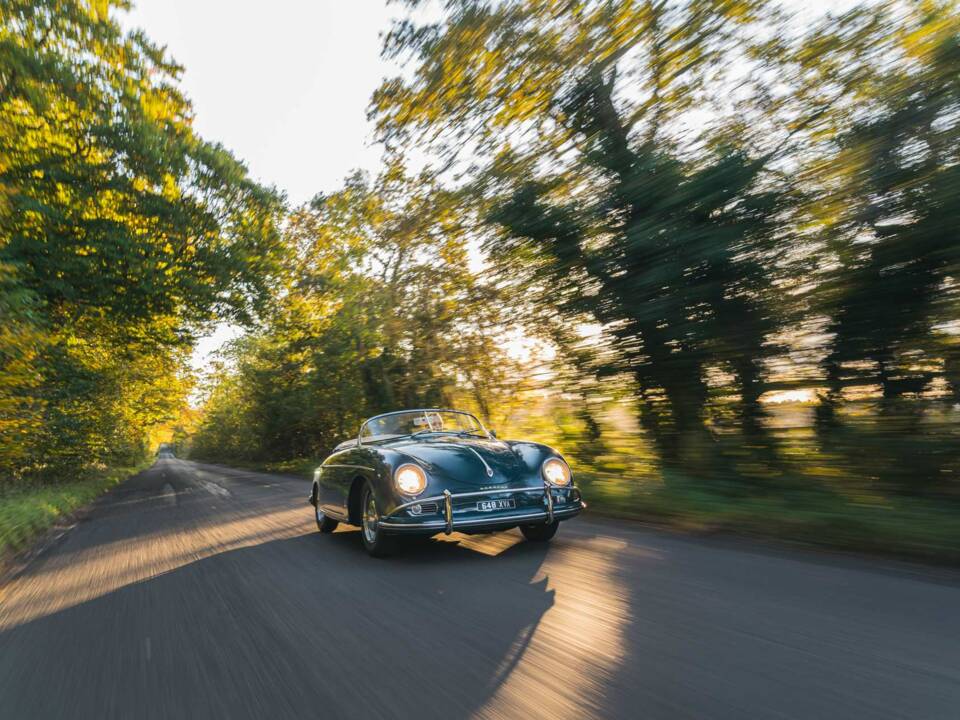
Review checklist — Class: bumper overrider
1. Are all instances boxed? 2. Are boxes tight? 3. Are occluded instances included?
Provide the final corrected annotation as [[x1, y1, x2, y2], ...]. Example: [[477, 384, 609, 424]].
[[379, 483, 584, 535]]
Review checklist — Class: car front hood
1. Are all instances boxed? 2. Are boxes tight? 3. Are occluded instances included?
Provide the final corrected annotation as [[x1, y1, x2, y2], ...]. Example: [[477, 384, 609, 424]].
[[390, 436, 529, 485]]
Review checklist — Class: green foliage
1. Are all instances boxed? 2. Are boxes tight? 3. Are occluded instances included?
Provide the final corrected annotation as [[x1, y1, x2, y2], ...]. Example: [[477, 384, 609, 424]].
[[191, 166, 522, 463], [374, 0, 805, 464], [0, 1, 284, 482], [487, 143, 783, 461], [812, 5, 960, 413], [370, 0, 960, 468], [1, 0, 284, 331]]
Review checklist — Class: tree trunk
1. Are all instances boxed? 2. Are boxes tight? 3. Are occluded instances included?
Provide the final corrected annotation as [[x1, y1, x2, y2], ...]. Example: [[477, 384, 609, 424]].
[[734, 356, 765, 436], [816, 354, 843, 429]]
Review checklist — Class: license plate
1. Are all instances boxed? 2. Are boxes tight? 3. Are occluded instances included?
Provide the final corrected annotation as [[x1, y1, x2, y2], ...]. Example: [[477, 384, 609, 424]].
[[476, 498, 516, 512]]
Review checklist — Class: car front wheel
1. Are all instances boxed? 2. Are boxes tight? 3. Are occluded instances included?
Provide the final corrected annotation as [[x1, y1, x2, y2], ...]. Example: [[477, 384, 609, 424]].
[[360, 482, 396, 557], [313, 484, 339, 533], [520, 520, 559, 542]]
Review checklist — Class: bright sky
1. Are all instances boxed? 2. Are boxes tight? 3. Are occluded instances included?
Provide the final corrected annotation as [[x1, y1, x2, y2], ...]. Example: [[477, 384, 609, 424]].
[[122, 0, 398, 371], [125, 0, 395, 204], [122, 0, 852, 375]]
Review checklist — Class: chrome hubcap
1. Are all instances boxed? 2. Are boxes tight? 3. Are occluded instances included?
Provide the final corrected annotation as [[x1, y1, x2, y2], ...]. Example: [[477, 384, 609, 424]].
[[362, 493, 379, 543]]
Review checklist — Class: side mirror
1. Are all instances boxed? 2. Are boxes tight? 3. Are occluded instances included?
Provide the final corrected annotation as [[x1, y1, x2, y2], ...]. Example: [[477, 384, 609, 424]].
[[488, 429, 498, 439]]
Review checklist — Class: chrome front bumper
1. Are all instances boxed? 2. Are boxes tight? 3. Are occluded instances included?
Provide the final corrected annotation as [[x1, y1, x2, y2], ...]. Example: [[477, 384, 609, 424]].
[[378, 483, 584, 535]]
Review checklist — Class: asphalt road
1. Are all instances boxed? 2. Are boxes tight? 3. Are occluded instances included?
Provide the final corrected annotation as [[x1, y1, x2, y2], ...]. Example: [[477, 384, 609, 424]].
[[2, 458, 959, 719]]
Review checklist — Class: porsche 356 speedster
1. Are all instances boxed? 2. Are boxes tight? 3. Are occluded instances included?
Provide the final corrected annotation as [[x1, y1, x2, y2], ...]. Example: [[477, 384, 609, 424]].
[[308, 409, 584, 556]]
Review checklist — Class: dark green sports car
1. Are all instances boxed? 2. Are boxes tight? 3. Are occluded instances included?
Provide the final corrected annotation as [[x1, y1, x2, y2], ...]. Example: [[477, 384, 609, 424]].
[[308, 409, 585, 556]]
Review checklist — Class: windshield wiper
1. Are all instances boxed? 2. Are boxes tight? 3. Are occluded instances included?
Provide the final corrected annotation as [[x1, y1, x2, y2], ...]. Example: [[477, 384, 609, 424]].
[[410, 429, 484, 438]]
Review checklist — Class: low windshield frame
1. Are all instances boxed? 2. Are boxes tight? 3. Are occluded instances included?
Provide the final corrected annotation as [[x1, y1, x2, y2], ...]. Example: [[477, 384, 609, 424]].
[[358, 409, 488, 445]]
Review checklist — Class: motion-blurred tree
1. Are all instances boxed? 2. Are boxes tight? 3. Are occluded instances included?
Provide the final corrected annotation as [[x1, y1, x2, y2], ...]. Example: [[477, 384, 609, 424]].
[[372, 0, 809, 463], [809, 5, 960, 419]]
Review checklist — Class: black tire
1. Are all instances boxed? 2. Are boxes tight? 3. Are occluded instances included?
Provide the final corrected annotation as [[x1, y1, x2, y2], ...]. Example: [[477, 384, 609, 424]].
[[520, 520, 559, 542], [360, 482, 396, 557], [313, 484, 339, 533]]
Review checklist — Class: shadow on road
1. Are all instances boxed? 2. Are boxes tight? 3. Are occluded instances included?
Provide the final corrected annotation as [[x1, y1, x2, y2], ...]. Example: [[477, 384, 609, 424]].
[[0, 529, 556, 719]]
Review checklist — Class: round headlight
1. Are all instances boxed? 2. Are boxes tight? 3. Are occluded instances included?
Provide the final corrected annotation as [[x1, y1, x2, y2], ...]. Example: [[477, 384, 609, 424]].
[[542, 457, 571, 486], [394, 463, 427, 495]]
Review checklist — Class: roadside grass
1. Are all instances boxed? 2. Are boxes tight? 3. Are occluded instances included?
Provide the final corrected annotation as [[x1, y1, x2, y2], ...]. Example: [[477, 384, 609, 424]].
[[259, 458, 318, 479], [0, 463, 148, 558], [576, 470, 960, 564]]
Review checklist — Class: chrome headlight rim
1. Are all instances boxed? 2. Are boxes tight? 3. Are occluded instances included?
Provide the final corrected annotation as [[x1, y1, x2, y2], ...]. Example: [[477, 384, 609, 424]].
[[394, 462, 428, 496], [541, 456, 572, 487]]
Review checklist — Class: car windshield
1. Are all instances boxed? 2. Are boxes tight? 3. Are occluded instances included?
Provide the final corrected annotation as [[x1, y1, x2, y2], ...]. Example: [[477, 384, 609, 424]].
[[360, 410, 484, 442]]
